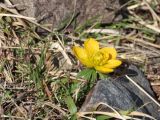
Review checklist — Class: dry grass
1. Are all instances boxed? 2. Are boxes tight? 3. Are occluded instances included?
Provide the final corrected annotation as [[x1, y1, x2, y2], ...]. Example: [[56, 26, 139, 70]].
[[0, 0, 160, 119]]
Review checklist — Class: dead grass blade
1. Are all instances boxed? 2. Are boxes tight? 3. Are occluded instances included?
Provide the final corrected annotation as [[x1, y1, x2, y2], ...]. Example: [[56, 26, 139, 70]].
[[129, 111, 156, 120], [125, 75, 160, 108], [95, 102, 126, 120], [43, 102, 66, 116], [0, 13, 36, 20]]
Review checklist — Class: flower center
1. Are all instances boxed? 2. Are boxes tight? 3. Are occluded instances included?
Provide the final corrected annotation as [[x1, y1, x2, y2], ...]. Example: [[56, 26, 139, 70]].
[[92, 51, 109, 66]]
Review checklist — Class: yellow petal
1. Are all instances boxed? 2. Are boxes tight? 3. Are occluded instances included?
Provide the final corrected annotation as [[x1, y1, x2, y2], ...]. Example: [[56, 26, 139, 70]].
[[100, 47, 117, 59], [84, 38, 99, 56], [95, 66, 114, 73], [72, 46, 94, 67], [103, 59, 122, 69]]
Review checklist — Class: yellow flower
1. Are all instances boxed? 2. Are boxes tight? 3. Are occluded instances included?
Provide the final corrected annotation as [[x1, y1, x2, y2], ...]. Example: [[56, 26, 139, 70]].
[[72, 38, 122, 73]]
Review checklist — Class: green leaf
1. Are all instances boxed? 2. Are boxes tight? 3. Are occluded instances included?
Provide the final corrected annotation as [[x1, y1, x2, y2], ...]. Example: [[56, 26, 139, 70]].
[[96, 115, 112, 120], [77, 68, 99, 84], [70, 114, 77, 120], [91, 69, 97, 82], [64, 96, 77, 115], [77, 68, 95, 80], [77, 68, 91, 77], [98, 72, 108, 80], [70, 82, 80, 94]]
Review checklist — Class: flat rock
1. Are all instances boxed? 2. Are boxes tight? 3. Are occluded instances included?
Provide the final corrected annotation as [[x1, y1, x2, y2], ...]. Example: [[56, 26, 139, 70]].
[[9, 0, 127, 29], [80, 65, 160, 119]]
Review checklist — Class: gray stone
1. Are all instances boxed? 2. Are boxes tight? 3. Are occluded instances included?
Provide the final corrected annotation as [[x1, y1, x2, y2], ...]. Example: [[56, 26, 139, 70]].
[[80, 65, 160, 119], [10, 0, 127, 29]]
